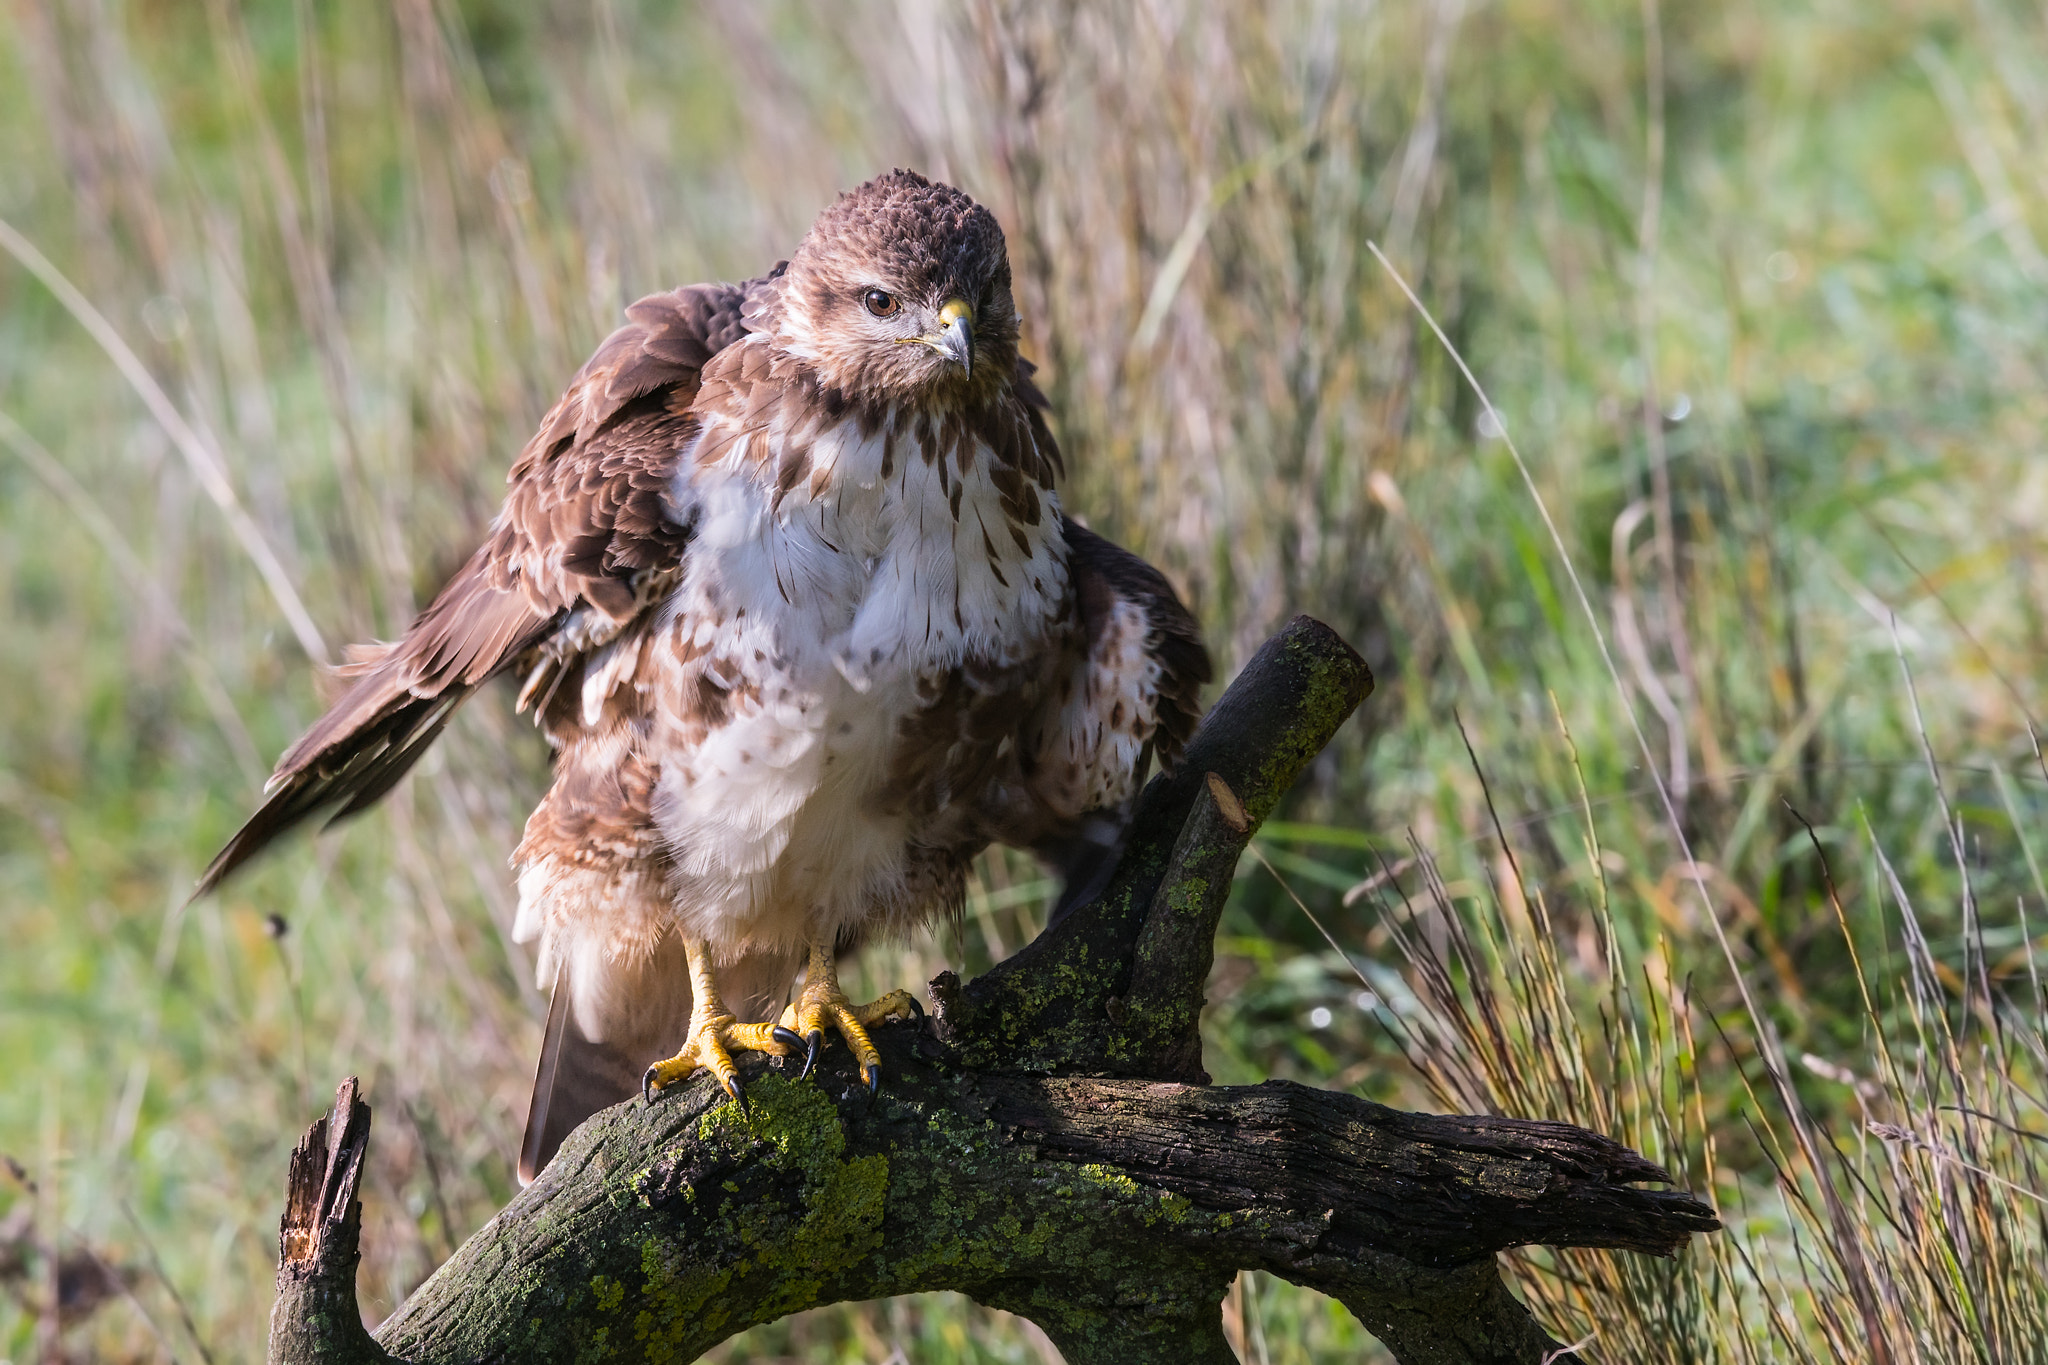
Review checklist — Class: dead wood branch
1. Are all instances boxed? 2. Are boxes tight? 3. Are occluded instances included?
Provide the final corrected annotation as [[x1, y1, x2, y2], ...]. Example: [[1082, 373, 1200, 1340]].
[[267, 618, 1719, 1365]]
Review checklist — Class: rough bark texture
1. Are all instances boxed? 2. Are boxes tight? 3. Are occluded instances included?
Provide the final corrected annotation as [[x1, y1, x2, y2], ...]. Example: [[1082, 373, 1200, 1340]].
[[270, 1078, 397, 1365], [267, 616, 1720, 1365]]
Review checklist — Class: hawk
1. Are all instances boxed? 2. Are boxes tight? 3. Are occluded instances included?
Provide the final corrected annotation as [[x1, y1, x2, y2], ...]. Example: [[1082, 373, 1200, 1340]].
[[199, 171, 1209, 1180]]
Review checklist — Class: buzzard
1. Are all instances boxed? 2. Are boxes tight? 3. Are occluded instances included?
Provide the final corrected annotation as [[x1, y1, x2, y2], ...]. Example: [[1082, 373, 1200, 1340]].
[[198, 171, 1209, 1180]]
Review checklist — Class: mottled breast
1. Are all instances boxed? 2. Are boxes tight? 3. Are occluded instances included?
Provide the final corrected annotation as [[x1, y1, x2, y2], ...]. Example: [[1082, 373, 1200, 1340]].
[[641, 334, 1070, 950]]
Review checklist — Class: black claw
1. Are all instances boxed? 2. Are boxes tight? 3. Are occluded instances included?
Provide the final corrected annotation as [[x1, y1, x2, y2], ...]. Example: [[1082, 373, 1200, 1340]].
[[904, 994, 925, 1024], [801, 1030, 822, 1081], [865, 1060, 882, 1097], [771, 1025, 805, 1058], [641, 1065, 662, 1107], [722, 1073, 749, 1114]]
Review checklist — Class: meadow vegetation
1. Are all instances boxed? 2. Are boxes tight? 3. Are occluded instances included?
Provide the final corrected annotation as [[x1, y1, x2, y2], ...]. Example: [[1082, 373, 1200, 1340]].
[[1, 1, 2044, 1360]]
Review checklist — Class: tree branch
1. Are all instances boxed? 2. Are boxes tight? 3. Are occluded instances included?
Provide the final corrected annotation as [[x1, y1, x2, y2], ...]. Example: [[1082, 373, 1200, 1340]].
[[269, 1078, 395, 1365], [935, 615, 1376, 1074], [266, 617, 1720, 1365]]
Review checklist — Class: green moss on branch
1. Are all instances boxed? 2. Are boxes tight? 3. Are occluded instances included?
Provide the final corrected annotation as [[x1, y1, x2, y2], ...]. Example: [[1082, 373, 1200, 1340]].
[[269, 619, 1710, 1365]]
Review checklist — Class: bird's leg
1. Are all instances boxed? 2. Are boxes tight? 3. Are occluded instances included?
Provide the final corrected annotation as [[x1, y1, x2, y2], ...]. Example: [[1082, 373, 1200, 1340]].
[[780, 937, 923, 1091], [641, 936, 794, 1109]]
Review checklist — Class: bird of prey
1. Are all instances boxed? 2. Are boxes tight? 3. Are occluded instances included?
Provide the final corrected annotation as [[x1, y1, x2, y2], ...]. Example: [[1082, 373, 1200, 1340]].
[[198, 170, 1209, 1180]]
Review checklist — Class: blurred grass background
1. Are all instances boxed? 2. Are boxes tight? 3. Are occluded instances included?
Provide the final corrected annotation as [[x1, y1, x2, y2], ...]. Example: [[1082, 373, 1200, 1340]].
[[1, 0, 2045, 1360]]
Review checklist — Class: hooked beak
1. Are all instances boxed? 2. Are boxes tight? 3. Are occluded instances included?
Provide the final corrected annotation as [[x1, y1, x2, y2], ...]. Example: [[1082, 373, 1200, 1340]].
[[933, 298, 974, 376]]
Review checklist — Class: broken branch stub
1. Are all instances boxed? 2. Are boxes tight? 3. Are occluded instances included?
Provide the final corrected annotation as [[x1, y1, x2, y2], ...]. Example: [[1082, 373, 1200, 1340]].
[[265, 617, 1719, 1365], [270, 1078, 394, 1365]]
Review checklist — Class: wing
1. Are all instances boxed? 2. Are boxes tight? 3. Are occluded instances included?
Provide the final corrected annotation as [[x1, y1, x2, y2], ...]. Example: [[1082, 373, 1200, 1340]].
[[1028, 517, 1211, 918], [194, 275, 781, 895]]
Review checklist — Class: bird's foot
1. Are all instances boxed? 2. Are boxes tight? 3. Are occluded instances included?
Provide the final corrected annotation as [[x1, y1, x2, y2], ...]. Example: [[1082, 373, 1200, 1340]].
[[780, 986, 924, 1091], [641, 1014, 794, 1109]]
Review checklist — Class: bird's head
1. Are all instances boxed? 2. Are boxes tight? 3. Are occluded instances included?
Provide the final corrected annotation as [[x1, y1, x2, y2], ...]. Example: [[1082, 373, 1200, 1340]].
[[767, 170, 1020, 408]]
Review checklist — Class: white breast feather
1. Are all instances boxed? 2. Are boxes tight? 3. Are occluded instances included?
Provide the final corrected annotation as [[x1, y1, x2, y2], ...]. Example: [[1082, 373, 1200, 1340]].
[[649, 399, 1067, 959]]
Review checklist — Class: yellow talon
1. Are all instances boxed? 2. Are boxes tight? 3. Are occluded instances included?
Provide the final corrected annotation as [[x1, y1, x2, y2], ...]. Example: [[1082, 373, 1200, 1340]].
[[783, 942, 922, 1086], [641, 939, 794, 1107]]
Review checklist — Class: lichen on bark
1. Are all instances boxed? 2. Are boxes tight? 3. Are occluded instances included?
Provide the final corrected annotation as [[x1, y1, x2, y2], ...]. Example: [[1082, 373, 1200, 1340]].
[[269, 618, 1718, 1365]]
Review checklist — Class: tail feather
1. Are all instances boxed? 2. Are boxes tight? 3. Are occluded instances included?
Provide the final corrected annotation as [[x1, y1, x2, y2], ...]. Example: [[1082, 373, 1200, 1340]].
[[517, 939, 800, 1183], [519, 955, 670, 1185]]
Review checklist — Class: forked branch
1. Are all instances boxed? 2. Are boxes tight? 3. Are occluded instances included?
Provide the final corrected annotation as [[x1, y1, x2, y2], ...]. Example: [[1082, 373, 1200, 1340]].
[[267, 618, 1719, 1365]]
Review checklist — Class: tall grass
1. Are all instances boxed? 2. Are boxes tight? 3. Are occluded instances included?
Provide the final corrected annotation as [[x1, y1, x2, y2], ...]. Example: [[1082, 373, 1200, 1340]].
[[1346, 769, 2048, 1360], [2, 1, 2045, 1360]]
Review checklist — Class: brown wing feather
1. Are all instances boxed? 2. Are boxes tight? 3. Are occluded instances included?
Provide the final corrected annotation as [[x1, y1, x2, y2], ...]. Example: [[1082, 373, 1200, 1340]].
[[1037, 517, 1211, 920], [195, 277, 778, 896], [1064, 519, 1208, 768]]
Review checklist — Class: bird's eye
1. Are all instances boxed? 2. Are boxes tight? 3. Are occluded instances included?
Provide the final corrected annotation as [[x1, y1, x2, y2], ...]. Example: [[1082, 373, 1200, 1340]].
[[863, 289, 899, 318]]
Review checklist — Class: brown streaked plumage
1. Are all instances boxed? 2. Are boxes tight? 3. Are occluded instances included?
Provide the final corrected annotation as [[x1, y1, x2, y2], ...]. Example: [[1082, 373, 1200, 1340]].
[[199, 170, 1209, 1182]]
